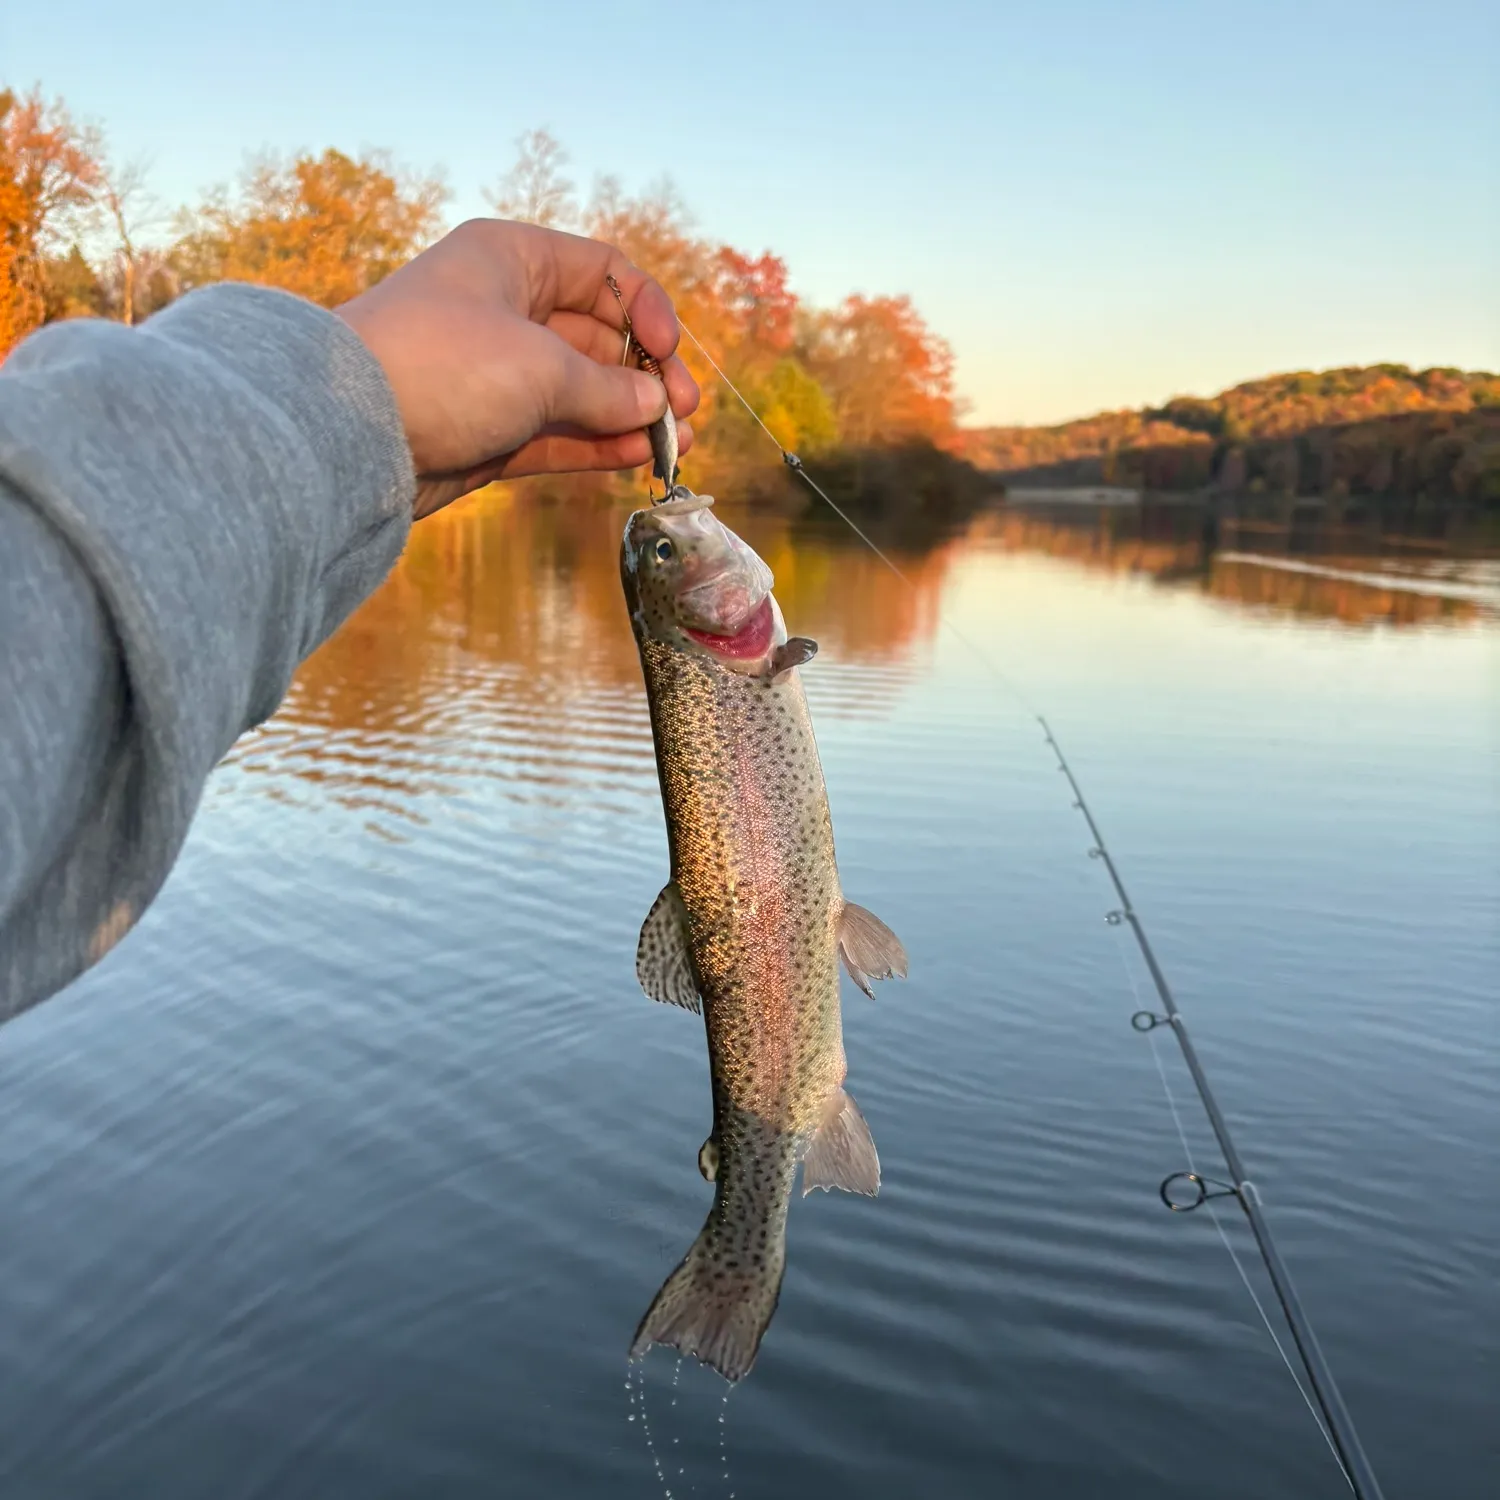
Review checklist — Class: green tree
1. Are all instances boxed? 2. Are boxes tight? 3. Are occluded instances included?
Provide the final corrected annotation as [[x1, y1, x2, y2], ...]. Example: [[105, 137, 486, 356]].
[[40, 243, 104, 320], [754, 357, 837, 454]]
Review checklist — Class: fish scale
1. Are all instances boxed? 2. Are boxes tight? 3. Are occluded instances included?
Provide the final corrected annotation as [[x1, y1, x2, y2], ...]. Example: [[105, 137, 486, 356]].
[[641, 636, 845, 1129], [621, 496, 907, 1382]]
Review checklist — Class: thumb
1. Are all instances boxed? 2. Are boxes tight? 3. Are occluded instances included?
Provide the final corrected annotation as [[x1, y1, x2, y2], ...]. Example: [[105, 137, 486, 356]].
[[547, 345, 668, 436]]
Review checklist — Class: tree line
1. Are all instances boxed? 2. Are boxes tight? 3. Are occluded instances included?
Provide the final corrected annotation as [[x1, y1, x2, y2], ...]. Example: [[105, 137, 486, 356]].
[[961, 364, 1500, 507], [13, 85, 1486, 513], [1, 92, 961, 493]]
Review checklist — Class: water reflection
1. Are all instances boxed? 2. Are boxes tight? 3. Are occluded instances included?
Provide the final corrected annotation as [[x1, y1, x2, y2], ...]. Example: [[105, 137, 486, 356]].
[[228, 485, 1495, 822], [6, 479, 1495, 1500], [978, 500, 1496, 626], [228, 489, 964, 814]]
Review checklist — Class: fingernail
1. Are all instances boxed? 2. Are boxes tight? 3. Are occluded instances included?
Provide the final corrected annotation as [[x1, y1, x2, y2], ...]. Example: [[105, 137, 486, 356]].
[[633, 370, 667, 421]]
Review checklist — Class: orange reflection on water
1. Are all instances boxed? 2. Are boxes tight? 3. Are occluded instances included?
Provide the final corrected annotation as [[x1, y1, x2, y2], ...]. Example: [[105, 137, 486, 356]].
[[1204, 558, 1482, 626], [974, 509, 1202, 578], [287, 488, 957, 728], [226, 488, 961, 811], [228, 491, 1488, 820]]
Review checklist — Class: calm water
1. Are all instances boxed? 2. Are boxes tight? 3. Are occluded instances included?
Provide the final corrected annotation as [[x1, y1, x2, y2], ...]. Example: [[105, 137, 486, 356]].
[[0, 493, 1495, 1499]]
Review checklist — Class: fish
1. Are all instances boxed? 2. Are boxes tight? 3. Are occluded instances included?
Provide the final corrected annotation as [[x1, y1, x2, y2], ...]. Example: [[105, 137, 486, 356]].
[[621, 490, 908, 1382]]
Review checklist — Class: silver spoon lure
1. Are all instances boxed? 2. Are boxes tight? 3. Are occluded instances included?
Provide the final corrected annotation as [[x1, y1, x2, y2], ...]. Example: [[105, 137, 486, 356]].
[[606, 274, 688, 505]]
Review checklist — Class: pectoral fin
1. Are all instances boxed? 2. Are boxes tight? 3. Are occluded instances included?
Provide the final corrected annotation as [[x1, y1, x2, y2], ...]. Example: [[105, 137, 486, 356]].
[[802, 1088, 880, 1196], [838, 901, 908, 999], [770, 637, 818, 679], [636, 883, 701, 1013]]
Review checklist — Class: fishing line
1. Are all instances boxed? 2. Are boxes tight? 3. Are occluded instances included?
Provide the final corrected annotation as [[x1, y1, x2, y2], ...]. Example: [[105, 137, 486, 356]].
[[674, 319, 1386, 1500], [678, 325, 1044, 721]]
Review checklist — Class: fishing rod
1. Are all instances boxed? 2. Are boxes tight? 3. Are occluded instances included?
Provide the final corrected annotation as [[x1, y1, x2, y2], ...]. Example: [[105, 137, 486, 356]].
[[673, 322, 1386, 1500], [1041, 728, 1381, 1499]]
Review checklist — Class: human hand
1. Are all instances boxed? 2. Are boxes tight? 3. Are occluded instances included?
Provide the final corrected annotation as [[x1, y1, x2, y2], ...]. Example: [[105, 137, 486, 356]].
[[336, 219, 699, 519]]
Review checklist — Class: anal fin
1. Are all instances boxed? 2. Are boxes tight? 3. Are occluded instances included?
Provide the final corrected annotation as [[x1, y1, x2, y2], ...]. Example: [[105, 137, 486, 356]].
[[636, 883, 701, 1013], [838, 901, 908, 999], [802, 1088, 880, 1196]]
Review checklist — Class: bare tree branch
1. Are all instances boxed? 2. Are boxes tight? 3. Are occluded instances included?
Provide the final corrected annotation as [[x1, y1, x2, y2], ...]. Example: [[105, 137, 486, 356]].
[[94, 155, 162, 324], [486, 129, 576, 229]]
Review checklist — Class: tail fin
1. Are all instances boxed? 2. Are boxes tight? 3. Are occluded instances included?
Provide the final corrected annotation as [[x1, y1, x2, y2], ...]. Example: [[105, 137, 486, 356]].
[[629, 1219, 786, 1383]]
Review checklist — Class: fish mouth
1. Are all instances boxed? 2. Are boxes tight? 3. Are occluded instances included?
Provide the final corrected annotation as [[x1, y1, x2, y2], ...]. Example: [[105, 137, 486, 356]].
[[683, 596, 776, 660]]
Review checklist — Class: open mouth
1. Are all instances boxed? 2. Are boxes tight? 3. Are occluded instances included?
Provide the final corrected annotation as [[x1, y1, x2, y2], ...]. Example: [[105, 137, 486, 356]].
[[682, 596, 776, 660]]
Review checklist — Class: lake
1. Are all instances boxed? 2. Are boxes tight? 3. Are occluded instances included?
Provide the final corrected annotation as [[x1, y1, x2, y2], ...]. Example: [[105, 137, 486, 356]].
[[0, 489, 1494, 1499]]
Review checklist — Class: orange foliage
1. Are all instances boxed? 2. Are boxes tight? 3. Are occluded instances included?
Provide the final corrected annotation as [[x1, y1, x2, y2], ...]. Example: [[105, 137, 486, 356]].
[[272, 490, 954, 745], [803, 294, 959, 447], [172, 148, 448, 308], [577, 180, 957, 467], [3, 91, 962, 481], [0, 88, 102, 356], [0, 175, 28, 353], [707, 248, 797, 359]]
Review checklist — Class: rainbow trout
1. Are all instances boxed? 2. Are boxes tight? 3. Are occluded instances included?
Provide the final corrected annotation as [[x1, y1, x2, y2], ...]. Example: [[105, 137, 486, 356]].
[[622, 491, 907, 1382]]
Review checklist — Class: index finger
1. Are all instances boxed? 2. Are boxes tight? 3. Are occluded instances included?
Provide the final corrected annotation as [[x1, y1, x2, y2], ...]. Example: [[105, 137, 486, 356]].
[[538, 227, 682, 364]]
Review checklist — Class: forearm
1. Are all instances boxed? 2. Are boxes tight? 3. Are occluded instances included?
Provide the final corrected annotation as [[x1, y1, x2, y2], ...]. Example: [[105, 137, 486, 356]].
[[0, 285, 414, 1015]]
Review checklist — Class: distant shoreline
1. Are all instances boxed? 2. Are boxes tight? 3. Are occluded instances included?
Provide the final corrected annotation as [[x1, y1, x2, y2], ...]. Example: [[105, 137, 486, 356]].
[[1000, 485, 1139, 507]]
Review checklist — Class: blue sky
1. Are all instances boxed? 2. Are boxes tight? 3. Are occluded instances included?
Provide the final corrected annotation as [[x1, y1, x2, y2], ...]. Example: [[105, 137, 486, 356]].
[[4, 0, 1494, 424]]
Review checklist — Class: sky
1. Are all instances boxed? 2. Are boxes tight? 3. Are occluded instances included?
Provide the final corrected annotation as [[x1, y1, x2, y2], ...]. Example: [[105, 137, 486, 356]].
[[4, 0, 1495, 425]]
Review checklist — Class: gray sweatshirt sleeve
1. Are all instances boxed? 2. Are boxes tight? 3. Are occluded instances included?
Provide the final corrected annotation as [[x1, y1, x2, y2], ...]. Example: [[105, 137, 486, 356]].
[[0, 284, 415, 1017]]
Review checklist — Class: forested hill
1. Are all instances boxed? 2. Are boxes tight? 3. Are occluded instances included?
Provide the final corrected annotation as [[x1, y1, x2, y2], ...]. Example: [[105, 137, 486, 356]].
[[958, 366, 1500, 503]]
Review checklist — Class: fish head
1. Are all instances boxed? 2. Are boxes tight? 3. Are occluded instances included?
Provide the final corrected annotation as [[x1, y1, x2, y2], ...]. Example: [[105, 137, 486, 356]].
[[622, 494, 783, 668]]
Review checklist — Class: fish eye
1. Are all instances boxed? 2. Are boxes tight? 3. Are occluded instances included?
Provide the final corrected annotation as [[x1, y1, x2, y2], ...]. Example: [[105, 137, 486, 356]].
[[653, 538, 674, 563]]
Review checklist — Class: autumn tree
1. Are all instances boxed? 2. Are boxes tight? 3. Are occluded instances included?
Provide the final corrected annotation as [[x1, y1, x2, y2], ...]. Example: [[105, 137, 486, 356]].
[[573, 163, 961, 473], [802, 294, 958, 446], [581, 176, 742, 444], [751, 357, 837, 453], [0, 87, 102, 355], [700, 250, 845, 455], [0, 171, 28, 350], [40, 244, 104, 321], [584, 176, 705, 313], [173, 148, 448, 307], [706, 248, 797, 362], [486, 128, 576, 228]]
